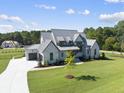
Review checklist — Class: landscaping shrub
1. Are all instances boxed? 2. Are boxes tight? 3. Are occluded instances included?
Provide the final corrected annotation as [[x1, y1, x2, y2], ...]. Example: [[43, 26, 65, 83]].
[[38, 61, 42, 67], [0, 46, 3, 49], [44, 60, 48, 66], [102, 52, 105, 58]]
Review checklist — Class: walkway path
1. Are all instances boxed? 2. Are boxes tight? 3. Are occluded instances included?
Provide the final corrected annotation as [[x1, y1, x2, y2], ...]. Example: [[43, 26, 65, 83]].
[[0, 57, 37, 93], [31, 62, 84, 71]]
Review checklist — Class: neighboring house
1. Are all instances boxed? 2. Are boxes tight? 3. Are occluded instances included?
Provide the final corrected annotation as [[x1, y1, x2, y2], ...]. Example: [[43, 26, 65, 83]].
[[1, 40, 20, 48], [25, 29, 100, 65]]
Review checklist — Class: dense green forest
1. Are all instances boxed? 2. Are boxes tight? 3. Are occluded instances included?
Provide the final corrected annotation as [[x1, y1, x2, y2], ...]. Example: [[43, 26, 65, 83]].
[[0, 21, 124, 52], [0, 31, 41, 46], [84, 21, 124, 52]]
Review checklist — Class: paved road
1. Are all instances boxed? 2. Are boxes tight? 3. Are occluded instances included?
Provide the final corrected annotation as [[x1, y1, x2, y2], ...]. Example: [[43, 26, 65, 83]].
[[0, 57, 37, 93], [100, 50, 124, 55]]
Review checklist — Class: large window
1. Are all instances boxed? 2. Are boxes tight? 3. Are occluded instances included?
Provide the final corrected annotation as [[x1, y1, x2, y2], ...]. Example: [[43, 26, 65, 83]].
[[76, 41, 83, 46], [87, 49, 90, 54], [50, 52, 53, 61], [94, 49, 96, 55], [61, 52, 64, 57]]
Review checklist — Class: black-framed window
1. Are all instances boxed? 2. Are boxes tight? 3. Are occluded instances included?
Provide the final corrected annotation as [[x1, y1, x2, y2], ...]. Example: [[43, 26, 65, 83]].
[[87, 49, 89, 54], [58, 41, 67, 46], [68, 41, 74, 46], [61, 52, 64, 57], [94, 49, 96, 55], [50, 52, 53, 61], [76, 41, 83, 46]]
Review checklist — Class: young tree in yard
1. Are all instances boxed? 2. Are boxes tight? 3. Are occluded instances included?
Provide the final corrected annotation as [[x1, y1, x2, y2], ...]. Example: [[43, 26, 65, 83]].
[[64, 50, 75, 79]]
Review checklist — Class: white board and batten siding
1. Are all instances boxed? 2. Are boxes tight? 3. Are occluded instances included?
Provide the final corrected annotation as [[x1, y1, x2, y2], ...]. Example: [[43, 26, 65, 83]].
[[59, 51, 66, 61], [75, 35, 87, 58], [90, 42, 100, 59], [43, 42, 59, 64]]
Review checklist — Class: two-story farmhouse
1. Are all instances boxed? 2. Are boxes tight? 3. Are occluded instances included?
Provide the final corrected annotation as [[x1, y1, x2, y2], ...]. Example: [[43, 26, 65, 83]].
[[25, 29, 100, 65]]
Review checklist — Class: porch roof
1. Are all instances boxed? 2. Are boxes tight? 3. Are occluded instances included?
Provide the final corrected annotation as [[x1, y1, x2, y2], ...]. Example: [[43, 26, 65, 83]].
[[58, 46, 79, 51]]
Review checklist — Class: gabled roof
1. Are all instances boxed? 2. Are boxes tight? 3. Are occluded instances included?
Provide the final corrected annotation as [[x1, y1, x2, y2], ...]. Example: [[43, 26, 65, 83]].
[[73, 33, 80, 41], [87, 39, 96, 48], [39, 40, 60, 53], [51, 29, 78, 43], [73, 33, 86, 42], [79, 32, 86, 39], [38, 40, 52, 53], [40, 29, 87, 45], [25, 40, 59, 53], [41, 31, 55, 43]]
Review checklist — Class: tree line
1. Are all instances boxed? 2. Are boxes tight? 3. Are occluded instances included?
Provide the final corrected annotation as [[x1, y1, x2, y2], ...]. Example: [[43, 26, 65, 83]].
[[84, 21, 124, 52], [0, 30, 42, 46], [1, 21, 124, 52]]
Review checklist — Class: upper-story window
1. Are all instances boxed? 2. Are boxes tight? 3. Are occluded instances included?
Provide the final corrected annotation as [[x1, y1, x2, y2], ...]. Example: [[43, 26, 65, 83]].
[[87, 49, 90, 54], [75, 41, 83, 46], [57, 36, 67, 46], [68, 41, 74, 46], [58, 41, 67, 46], [94, 49, 97, 55], [61, 52, 64, 57], [75, 41, 83, 52]]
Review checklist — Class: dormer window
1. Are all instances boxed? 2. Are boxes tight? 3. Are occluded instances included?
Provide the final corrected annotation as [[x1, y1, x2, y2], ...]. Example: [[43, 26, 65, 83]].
[[65, 37, 74, 46], [59, 41, 66, 46], [68, 41, 74, 46], [57, 36, 67, 46]]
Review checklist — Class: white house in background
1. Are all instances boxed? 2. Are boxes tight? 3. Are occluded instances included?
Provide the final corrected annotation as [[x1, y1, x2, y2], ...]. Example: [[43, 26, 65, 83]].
[[1, 40, 20, 48], [25, 29, 100, 65]]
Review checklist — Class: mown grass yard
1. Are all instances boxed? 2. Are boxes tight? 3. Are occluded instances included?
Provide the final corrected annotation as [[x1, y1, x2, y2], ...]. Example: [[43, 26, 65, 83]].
[[28, 53, 124, 93], [0, 48, 24, 74]]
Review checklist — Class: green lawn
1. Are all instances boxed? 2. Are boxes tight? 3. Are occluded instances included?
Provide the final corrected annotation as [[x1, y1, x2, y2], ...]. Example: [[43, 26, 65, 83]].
[[0, 48, 24, 74], [28, 53, 124, 93]]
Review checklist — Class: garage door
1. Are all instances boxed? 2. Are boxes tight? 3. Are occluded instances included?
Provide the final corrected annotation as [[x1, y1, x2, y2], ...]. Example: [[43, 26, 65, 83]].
[[28, 53, 37, 60]]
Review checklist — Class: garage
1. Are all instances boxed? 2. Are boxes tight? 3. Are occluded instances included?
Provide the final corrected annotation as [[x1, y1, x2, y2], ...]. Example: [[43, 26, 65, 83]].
[[28, 53, 37, 60]]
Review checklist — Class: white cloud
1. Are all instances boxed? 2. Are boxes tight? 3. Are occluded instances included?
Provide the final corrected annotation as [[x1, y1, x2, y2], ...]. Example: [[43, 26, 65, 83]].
[[0, 14, 23, 23], [35, 4, 56, 10], [31, 22, 39, 26], [21, 22, 43, 31], [0, 25, 14, 33], [79, 9, 90, 16], [9, 16, 23, 23], [105, 0, 124, 3], [65, 9, 75, 15], [99, 12, 124, 23]]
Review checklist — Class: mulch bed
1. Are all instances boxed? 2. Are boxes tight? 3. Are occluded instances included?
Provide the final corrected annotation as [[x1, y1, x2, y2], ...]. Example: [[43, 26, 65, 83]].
[[65, 75, 75, 79]]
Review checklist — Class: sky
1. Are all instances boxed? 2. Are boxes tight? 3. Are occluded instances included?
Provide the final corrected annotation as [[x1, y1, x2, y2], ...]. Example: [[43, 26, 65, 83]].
[[0, 0, 124, 33]]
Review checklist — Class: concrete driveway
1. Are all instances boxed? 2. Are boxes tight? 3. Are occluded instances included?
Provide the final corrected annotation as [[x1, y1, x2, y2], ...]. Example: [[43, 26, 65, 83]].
[[0, 57, 37, 93]]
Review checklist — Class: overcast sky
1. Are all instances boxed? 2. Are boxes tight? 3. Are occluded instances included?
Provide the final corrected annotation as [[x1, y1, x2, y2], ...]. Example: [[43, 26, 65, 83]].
[[0, 0, 124, 33]]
